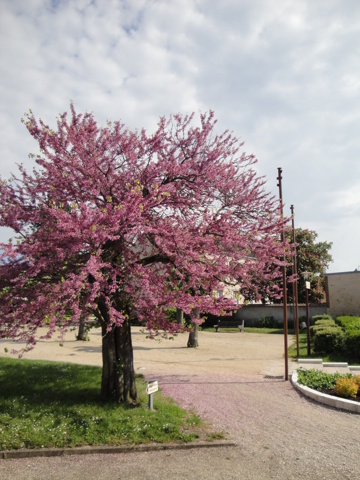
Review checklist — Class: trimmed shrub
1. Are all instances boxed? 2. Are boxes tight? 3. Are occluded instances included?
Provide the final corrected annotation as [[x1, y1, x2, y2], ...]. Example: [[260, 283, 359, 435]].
[[343, 329, 360, 360], [312, 314, 334, 323], [310, 321, 337, 339], [334, 377, 359, 399], [313, 326, 345, 354], [314, 319, 336, 326], [337, 316, 360, 332]]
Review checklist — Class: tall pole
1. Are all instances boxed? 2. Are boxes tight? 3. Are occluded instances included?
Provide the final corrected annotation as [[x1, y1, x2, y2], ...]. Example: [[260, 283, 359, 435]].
[[306, 286, 311, 356], [290, 205, 299, 357], [277, 168, 288, 381]]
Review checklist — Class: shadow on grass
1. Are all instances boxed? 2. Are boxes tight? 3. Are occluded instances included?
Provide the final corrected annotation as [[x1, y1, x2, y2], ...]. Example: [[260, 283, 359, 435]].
[[0, 358, 104, 406]]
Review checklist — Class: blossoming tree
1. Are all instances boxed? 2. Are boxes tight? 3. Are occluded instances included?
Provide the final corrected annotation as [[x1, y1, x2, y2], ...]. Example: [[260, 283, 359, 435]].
[[0, 106, 287, 403]]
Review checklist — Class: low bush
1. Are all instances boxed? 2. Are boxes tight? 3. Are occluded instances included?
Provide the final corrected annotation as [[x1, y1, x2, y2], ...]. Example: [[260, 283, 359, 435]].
[[313, 326, 345, 354], [259, 316, 275, 328], [297, 369, 342, 390], [312, 314, 334, 323], [314, 319, 336, 326], [343, 329, 360, 360], [353, 374, 360, 387], [310, 322, 337, 339], [336, 316, 360, 331], [334, 377, 359, 399]]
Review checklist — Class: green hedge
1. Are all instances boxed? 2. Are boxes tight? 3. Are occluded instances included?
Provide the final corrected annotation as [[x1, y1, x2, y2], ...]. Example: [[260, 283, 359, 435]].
[[310, 323, 337, 339], [312, 314, 334, 323], [314, 319, 336, 326], [313, 326, 345, 354], [336, 316, 360, 332], [343, 329, 360, 359]]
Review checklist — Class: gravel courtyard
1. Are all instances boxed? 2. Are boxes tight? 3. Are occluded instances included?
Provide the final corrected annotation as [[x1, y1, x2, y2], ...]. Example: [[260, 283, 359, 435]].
[[1, 328, 359, 479]]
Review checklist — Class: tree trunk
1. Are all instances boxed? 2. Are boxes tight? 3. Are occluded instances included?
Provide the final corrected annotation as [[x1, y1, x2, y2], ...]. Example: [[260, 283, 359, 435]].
[[187, 308, 199, 348], [100, 318, 137, 403], [176, 308, 184, 325], [76, 317, 88, 341]]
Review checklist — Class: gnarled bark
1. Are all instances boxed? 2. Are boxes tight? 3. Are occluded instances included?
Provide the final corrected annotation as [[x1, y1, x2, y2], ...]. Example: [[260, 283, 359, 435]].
[[101, 319, 137, 403]]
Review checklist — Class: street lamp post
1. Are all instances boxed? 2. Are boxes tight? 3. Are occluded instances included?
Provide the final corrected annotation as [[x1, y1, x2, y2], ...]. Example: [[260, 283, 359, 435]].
[[277, 167, 288, 381], [302, 272, 311, 356]]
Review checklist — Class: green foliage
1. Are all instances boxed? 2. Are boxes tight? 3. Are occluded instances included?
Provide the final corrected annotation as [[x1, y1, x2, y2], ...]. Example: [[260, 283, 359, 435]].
[[259, 316, 275, 328], [298, 369, 360, 400], [313, 320, 335, 326], [310, 318, 336, 338], [297, 369, 343, 390], [313, 326, 345, 354], [165, 307, 178, 323], [290, 228, 332, 304], [313, 314, 334, 322], [0, 358, 213, 451], [343, 329, 360, 360], [334, 377, 359, 399], [336, 316, 360, 331]]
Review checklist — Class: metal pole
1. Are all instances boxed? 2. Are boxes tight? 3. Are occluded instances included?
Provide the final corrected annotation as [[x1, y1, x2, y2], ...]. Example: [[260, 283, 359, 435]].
[[277, 167, 288, 381], [306, 288, 311, 356], [290, 205, 299, 357]]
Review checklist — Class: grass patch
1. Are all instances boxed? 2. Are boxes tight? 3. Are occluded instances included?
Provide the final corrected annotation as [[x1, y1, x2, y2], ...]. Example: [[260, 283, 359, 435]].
[[0, 358, 214, 451]]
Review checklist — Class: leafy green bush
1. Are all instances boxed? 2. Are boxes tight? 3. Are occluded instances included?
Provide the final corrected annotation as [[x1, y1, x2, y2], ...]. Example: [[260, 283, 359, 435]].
[[343, 329, 360, 360], [310, 323, 337, 339], [312, 314, 334, 323], [314, 319, 336, 326], [337, 316, 360, 331], [259, 316, 275, 328], [297, 369, 343, 390], [313, 326, 345, 354], [165, 307, 178, 323]]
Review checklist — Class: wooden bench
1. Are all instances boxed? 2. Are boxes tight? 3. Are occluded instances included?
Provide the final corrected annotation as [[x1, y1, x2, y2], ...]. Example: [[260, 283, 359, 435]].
[[214, 319, 245, 332]]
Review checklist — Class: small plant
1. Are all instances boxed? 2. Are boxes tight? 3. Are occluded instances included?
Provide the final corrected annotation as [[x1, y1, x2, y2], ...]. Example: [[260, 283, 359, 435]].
[[297, 369, 342, 390], [334, 377, 359, 399], [259, 316, 275, 328], [352, 374, 360, 387]]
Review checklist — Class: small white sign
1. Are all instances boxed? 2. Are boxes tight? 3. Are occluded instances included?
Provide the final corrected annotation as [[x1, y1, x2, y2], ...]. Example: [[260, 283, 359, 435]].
[[306, 281, 311, 289], [146, 381, 158, 395]]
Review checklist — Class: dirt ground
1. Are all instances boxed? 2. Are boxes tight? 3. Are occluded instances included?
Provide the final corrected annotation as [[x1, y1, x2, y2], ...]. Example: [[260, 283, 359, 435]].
[[0, 326, 295, 378], [1, 327, 360, 480]]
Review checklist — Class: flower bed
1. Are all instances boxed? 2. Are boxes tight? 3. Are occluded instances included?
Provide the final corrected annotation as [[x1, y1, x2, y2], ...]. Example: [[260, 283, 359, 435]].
[[296, 368, 360, 402]]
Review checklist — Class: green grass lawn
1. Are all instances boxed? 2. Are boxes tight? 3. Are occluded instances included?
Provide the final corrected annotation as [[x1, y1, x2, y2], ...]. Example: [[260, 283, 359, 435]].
[[0, 358, 219, 451]]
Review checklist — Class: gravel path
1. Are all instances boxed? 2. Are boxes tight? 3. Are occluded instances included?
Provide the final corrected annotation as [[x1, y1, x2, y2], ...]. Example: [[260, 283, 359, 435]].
[[1, 329, 360, 479]]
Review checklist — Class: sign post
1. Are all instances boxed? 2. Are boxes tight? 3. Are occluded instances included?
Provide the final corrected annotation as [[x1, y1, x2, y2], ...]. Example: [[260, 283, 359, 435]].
[[146, 381, 158, 411]]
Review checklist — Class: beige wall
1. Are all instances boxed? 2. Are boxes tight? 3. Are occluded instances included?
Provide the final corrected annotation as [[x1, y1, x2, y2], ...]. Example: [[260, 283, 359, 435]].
[[326, 271, 360, 318]]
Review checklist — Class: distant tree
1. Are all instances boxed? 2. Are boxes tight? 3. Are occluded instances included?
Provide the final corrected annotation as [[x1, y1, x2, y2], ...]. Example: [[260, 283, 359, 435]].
[[241, 227, 333, 304], [0, 105, 288, 403], [290, 228, 333, 303]]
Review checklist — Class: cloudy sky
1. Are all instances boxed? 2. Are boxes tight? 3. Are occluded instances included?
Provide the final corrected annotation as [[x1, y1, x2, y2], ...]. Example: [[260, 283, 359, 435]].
[[0, 0, 359, 273]]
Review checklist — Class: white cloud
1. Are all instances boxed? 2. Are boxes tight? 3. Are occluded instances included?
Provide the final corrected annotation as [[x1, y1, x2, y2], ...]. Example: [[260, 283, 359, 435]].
[[0, 0, 359, 271]]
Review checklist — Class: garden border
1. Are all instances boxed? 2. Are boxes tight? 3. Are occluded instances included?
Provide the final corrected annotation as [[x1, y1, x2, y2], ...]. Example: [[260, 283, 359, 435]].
[[291, 370, 360, 414]]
